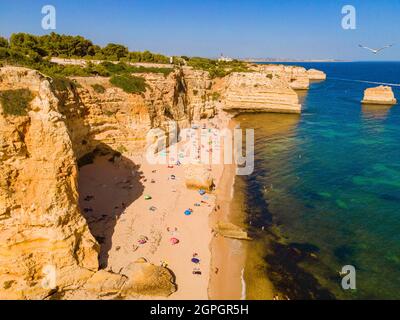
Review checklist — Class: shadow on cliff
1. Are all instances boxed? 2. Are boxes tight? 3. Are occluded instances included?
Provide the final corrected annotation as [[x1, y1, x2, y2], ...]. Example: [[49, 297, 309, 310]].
[[56, 82, 144, 270], [77, 144, 144, 269]]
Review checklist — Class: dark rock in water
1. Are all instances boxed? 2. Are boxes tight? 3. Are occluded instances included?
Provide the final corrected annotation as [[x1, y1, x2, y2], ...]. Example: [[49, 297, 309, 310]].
[[242, 165, 335, 299], [214, 221, 252, 240], [380, 193, 400, 202], [334, 245, 355, 263], [289, 242, 320, 254], [243, 171, 273, 228], [265, 241, 336, 300]]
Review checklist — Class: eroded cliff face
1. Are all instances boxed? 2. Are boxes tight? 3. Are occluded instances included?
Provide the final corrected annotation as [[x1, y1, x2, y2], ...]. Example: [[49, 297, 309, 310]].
[[252, 64, 310, 90], [0, 67, 179, 299], [0, 67, 99, 299], [65, 68, 220, 156], [361, 85, 397, 105], [0, 63, 324, 299], [222, 72, 301, 114]]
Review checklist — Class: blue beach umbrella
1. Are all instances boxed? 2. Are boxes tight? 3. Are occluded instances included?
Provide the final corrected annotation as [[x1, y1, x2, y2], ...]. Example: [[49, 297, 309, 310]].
[[191, 258, 200, 264]]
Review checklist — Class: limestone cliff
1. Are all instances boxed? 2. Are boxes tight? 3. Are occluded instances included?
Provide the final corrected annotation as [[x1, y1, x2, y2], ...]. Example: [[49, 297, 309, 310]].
[[307, 68, 327, 81], [253, 64, 310, 90], [0, 67, 99, 299], [222, 72, 301, 113]]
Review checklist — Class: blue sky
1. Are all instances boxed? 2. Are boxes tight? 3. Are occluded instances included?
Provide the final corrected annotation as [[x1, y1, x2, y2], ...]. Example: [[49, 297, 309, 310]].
[[0, 0, 399, 60]]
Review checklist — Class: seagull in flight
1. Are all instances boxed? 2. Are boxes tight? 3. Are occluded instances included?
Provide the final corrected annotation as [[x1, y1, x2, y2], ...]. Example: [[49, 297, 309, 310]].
[[358, 44, 394, 54]]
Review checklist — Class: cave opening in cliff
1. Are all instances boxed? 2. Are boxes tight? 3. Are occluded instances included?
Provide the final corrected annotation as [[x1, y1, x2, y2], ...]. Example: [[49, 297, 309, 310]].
[[77, 146, 144, 269]]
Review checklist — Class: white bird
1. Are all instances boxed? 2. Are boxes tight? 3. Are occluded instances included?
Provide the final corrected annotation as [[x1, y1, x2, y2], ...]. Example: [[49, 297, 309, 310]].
[[358, 44, 394, 54]]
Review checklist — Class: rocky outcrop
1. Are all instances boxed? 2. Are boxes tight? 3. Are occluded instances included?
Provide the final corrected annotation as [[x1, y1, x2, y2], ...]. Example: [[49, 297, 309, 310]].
[[307, 68, 327, 81], [222, 72, 302, 114], [214, 222, 251, 240], [82, 270, 127, 297], [120, 258, 176, 297], [361, 86, 397, 105], [254, 64, 309, 90], [185, 165, 214, 191], [61, 76, 150, 158], [253, 64, 327, 89], [182, 67, 220, 120], [64, 259, 176, 299]]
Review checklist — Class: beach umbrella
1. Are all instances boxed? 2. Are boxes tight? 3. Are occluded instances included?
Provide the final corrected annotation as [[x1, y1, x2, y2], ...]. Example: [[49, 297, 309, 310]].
[[198, 189, 206, 196], [191, 258, 200, 264], [144, 195, 152, 200], [138, 235, 148, 245], [184, 209, 192, 216], [170, 237, 180, 245]]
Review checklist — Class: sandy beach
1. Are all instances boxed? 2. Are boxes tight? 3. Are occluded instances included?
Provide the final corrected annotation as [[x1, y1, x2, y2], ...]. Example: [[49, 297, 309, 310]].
[[77, 115, 243, 299], [208, 119, 246, 300]]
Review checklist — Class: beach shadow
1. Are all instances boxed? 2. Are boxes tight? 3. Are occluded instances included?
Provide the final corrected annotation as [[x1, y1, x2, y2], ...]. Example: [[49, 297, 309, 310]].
[[77, 144, 144, 269], [55, 82, 145, 270]]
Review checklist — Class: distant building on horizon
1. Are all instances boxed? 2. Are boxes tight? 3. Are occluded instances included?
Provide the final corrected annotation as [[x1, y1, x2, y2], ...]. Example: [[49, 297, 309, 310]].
[[218, 53, 233, 62]]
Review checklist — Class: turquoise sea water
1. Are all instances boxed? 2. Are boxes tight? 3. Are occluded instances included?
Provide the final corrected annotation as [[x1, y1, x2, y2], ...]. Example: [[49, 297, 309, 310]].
[[238, 62, 400, 299]]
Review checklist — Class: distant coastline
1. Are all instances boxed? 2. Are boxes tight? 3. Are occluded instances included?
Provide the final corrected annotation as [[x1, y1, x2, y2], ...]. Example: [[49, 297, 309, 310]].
[[245, 59, 347, 63]]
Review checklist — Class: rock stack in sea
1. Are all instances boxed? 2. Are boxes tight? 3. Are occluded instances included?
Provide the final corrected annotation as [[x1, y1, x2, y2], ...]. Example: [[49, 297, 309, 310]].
[[361, 86, 397, 105], [307, 68, 327, 81]]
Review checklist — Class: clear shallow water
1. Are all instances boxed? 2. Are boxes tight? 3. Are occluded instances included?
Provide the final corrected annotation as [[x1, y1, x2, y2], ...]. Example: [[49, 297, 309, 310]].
[[238, 62, 400, 299]]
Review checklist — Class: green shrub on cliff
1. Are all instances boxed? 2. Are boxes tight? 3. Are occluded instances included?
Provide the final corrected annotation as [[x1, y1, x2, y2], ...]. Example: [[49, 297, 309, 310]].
[[211, 92, 221, 101], [4, 32, 170, 63], [0, 32, 173, 83], [188, 57, 250, 78], [110, 74, 147, 93], [90, 61, 173, 77], [0, 36, 8, 48], [101, 43, 129, 60], [91, 84, 106, 93], [128, 65, 174, 76], [0, 88, 34, 116], [128, 50, 169, 64], [117, 145, 128, 154]]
